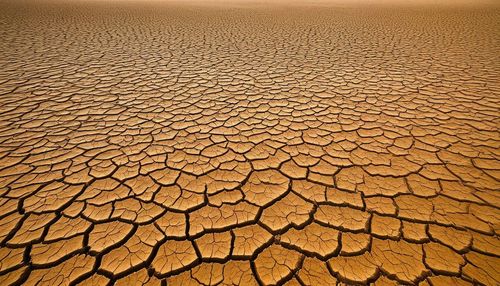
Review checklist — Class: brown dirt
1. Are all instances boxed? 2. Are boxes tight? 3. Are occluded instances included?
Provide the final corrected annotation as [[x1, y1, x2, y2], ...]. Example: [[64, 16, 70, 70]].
[[0, 1, 499, 285]]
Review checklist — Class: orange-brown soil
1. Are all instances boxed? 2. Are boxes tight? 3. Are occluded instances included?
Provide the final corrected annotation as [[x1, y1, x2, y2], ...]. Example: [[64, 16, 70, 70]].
[[0, 1, 499, 285]]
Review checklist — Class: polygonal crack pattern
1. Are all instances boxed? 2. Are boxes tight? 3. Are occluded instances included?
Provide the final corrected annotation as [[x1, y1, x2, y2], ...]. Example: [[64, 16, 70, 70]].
[[0, 1, 499, 285]]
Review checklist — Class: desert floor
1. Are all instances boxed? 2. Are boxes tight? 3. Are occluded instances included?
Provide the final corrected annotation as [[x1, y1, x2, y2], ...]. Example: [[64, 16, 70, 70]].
[[0, 0, 499, 285]]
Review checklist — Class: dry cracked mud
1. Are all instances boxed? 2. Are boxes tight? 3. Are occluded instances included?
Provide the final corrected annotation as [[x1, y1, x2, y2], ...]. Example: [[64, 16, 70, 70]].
[[0, 0, 499, 285]]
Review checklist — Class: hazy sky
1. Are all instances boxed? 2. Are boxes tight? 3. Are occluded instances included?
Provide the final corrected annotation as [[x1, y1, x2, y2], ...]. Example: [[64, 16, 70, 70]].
[[30, 0, 500, 7]]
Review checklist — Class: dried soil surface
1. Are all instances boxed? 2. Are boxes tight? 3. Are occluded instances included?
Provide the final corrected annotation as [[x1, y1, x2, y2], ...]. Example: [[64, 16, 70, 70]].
[[0, 1, 499, 285]]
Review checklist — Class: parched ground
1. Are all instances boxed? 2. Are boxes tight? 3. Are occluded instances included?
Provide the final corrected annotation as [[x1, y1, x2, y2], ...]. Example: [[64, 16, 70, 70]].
[[0, 1, 499, 285]]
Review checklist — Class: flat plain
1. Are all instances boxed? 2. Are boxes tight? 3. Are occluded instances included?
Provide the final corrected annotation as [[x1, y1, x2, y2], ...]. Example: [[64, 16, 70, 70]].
[[0, 0, 499, 285]]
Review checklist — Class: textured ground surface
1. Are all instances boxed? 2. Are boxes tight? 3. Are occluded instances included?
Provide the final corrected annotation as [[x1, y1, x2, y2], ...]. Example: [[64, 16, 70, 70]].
[[0, 1, 499, 285]]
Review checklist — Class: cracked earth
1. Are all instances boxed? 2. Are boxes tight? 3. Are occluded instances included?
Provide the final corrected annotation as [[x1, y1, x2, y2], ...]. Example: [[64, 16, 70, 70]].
[[0, 0, 499, 285]]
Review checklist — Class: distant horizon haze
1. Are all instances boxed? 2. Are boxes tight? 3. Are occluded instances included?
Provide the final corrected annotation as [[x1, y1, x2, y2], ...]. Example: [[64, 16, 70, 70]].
[[5, 0, 500, 8]]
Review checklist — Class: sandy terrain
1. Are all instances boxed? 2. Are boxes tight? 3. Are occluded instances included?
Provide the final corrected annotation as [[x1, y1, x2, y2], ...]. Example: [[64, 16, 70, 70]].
[[0, 0, 499, 285]]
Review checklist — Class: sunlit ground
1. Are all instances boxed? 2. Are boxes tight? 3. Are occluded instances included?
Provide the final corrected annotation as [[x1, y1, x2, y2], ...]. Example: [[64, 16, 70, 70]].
[[0, 0, 499, 285]]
